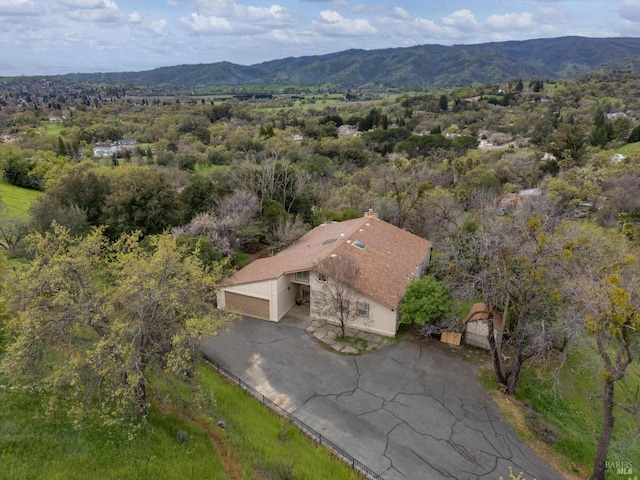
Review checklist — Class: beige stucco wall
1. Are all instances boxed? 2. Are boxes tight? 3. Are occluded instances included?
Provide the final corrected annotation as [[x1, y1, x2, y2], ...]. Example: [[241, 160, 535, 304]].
[[275, 274, 298, 320], [465, 321, 491, 349], [308, 271, 398, 337]]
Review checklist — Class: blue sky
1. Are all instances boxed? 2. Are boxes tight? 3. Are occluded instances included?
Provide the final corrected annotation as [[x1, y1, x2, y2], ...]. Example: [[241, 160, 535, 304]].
[[1, 0, 639, 76]]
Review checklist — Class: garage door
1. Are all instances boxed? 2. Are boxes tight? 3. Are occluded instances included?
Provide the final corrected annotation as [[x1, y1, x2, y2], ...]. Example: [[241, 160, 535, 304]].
[[225, 291, 270, 320]]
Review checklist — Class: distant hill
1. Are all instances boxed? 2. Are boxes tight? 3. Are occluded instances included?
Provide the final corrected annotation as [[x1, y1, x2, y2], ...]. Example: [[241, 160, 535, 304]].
[[61, 36, 640, 89]]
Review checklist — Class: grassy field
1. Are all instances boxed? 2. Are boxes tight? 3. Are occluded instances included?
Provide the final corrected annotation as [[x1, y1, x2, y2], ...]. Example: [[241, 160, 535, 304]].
[[480, 342, 640, 480], [0, 180, 41, 217], [0, 360, 363, 480], [615, 141, 640, 157]]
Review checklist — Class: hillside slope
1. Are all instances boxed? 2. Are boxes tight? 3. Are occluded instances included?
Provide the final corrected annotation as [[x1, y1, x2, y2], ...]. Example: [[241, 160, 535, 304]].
[[59, 36, 640, 89]]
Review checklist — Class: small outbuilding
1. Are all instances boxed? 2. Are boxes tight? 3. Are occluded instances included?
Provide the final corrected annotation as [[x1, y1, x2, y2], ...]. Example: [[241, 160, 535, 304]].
[[465, 302, 503, 350]]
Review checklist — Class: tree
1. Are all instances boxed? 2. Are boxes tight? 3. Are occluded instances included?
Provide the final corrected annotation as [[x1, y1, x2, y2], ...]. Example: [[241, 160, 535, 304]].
[[0, 144, 33, 188], [439, 94, 449, 111], [313, 256, 362, 338], [399, 275, 452, 327], [0, 225, 236, 422], [443, 197, 567, 394], [103, 166, 180, 239], [265, 214, 309, 253], [0, 216, 28, 254], [627, 124, 640, 143], [559, 223, 640, 480], [172, 190, 260, 255], [178, 175, 221, 223]]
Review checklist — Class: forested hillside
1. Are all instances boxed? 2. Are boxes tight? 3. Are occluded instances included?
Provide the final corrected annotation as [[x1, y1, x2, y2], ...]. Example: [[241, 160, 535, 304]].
[[56, 36, 640, 89], [1, 67, 639, 480]]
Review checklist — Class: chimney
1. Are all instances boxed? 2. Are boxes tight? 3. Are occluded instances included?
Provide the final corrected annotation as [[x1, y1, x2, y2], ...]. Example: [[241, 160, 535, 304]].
[[364, 208, 378, 218]]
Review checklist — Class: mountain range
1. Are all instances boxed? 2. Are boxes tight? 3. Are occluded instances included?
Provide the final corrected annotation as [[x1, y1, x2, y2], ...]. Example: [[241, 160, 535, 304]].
[[61, 36, 640, 90]]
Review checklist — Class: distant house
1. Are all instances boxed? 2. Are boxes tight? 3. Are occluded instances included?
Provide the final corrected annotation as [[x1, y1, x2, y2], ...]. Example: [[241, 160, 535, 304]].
[[497, 188, 542, 215], [465, 303, 503, 350], [118, 139, 137, 146], [337, 125, 361, 137], [218, 211, 432, 337], [92, 142, 118, 157]]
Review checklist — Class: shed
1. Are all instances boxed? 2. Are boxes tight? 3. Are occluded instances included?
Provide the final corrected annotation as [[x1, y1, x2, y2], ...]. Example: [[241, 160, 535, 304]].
[[465, 302, 503, 350]]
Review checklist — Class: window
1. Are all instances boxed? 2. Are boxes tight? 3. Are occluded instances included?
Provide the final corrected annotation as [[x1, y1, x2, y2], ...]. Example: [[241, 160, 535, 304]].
[[352, 240, 366, 250], [357, 301, 369, 317], [295, 271, 309, 283], [335, 299, 349, 313], [317, 272, 327, 283]]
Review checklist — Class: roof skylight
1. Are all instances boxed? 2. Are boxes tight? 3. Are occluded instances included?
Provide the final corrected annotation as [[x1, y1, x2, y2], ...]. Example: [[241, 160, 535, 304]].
[[323, 238, 337, 245], [352, 240, 367, 250]]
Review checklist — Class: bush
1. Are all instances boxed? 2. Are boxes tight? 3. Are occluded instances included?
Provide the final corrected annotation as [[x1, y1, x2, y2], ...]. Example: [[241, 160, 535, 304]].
[[399, 275, 452, 326]]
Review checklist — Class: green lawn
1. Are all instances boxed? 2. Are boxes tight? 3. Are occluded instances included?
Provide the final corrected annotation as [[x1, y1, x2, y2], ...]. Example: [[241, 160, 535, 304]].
[[615, 141, 640, 157], [0, 360, 363, 480], [37, 121, 65, 137], [0, 181, 41, 217]]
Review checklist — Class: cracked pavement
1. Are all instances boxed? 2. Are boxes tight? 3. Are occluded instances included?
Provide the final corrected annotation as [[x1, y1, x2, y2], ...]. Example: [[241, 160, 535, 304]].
[[200, 317, 563, 480]]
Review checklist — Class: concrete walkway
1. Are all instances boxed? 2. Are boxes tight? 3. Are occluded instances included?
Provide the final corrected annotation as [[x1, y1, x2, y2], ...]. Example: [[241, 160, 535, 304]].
[[200, 317, 563, 480]]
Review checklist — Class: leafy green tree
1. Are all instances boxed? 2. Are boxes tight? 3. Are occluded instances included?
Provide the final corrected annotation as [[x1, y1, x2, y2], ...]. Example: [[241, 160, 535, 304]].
[[178, 175, 221, 223], [439, 94, 448, 111], [399, 275, 452, 326], [29, 197, 90, 237], [591, 110, 613, 148], [0, 144, 33, 188], [627, 124, 640, 143], [0, 226, 235, 422], [103, 166, 180, 239], [44, 167, 112, 226]]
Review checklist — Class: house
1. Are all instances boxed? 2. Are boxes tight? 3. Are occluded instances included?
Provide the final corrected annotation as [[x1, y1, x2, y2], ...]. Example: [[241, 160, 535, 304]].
[[465, 302, 503, 350], [218, 211, 432, 336], [337, 125, 361, 137], [92, 142, 118, 157]]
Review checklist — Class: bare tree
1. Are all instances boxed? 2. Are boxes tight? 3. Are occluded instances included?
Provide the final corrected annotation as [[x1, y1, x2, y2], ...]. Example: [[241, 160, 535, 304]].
[[0, 216, 28, 254], [313, 256, 362, 338], [443, 195, 569, 394], [171, 190, 260, 254], [265, 214, 309, 253], [229, 154, 313, 213]]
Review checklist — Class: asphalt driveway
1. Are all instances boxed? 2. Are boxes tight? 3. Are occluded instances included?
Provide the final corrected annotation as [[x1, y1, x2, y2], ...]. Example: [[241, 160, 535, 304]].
[[200, 317, 563, 480]]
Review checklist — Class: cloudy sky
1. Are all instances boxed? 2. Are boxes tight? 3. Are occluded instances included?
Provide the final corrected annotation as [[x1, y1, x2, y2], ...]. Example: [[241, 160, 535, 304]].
[[1, 0, 640, 76]]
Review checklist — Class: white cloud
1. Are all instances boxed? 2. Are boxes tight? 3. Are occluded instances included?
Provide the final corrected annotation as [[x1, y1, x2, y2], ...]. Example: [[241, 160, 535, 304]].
[[0, 0, 38, 16], [53, 0, 141, 23], [412, 17, 460, 38], [56, 0, 105, 8], [181, 0, 295, 33], [441, 9, 479, 27], [390, 7, 412, 21], [618, 0, 640, 22], [149, 18, 168, 35], [485, 12, 533, 30], [537, 6, 567, 23], [180, 12, 233, 33], [311, 10, 376, 36]]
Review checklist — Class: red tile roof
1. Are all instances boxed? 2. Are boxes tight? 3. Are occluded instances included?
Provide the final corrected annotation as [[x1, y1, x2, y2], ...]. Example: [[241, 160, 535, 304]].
[[228, 215, 432, 309]]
